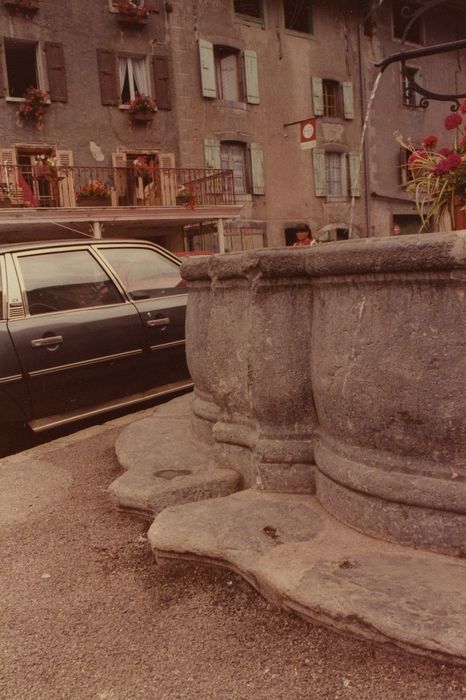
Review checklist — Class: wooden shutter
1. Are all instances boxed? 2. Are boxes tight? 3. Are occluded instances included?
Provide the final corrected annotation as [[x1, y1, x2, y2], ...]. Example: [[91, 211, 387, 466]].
[[97, 49, 118, 106], [0, 41, 5, 98], [244, 50, 260, 104], [153, 54, 171, 110], [44, 42, 67, 102], [312, 76, 323, 117], [159, 153, 176, 206], [198, 40, 217, 99], [250, 143, 264, 195], [56, 150, 75, 207], [348, 152, 361, 197], [313, 149, 326, 197], [112, 152, 127, 197], [342, 81, 354, 119], [204, 137, 220, 169]]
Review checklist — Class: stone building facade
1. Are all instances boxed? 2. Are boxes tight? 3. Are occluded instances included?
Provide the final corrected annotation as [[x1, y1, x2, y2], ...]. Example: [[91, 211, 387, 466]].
[[0, 0, 464, 249]]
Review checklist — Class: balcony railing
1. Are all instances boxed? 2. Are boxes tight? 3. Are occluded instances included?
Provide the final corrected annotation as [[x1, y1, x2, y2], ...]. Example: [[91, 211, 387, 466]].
[[0, 165, 236, 210]]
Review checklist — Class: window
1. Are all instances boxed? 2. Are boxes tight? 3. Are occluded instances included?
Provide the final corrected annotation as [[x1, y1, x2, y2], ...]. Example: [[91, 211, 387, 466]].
[[18, 251, 123, 315], [4, 40, 38, 98], [313, 150, 359, 199], [325, 152, 345, 197], [118, 56, 148, 104], [215, 48, 240, 102], [220, 142, 248, 194], [393, 0, 423, 44], [402, 66, 421, 107], [199, 40, 259, 104], [284, 0, 313, 34], [323, 80, 340, 118], [99, 247, 184, 300], [234, 0, 263, 20]]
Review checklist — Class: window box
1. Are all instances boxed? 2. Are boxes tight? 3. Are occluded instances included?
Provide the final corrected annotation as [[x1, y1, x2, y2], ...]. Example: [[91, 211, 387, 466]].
[[117, 13, 148, 27], [130, 110, 153, 123], [4, 0, 39, 13], [77, 196, 112, 207]]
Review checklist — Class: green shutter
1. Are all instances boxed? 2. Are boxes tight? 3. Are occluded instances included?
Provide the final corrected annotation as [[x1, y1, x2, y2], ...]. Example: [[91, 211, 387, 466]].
[[348, 152, 361, 197], [313, 149, 326, 197], [250, 143, 264, 195], [312, 76, 323, 116], [198, 39, 217, 98], [342, 81, 354, 119], [204, 137, 221, 169], [244, 50, 260, 104]]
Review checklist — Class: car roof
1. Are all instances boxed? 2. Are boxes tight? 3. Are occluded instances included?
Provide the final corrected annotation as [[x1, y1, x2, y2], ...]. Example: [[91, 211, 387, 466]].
[[0, 238, 175, 257]]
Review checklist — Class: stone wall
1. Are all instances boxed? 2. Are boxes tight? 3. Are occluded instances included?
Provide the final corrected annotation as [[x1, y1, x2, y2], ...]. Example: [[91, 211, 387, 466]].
[[182, 231, 466, 557]]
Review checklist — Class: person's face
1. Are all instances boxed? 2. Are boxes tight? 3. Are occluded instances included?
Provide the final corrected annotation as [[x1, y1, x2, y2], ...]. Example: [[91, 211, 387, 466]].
[[392, 225, 401, 236], [296, 230, 310, 241]]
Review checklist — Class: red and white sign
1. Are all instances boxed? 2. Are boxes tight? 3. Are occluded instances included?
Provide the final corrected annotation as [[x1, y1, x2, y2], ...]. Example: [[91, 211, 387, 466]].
[[300, 118, 317, 150]]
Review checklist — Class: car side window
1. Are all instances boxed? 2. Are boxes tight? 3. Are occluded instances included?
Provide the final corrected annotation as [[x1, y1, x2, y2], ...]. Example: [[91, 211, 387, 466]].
[[17, 250, 124, 316], [99, 247, 186, 300]]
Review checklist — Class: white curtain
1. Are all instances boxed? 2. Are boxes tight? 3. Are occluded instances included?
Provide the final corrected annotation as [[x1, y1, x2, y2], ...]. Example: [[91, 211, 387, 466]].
[[118, 57, 128, 99], [132, 59, 146, 96]]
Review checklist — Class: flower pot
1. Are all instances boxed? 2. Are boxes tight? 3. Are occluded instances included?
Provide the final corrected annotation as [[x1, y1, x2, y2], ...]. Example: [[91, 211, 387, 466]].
[[453, 199, 466, 230], [77, 197, 111, 207], [130, 111, 154, 123]]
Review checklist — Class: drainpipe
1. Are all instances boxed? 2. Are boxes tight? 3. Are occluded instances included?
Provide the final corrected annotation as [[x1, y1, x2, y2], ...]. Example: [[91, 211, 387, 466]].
[[357, 23, 372, 238], [92, 221, 102, 239]]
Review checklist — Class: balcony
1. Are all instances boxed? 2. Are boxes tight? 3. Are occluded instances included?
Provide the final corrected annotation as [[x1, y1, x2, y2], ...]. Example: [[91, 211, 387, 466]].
[[0, 165, 236, 211]]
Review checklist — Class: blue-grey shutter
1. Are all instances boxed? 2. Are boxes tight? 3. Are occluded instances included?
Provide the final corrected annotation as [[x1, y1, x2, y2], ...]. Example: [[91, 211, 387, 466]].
[[342, 81, 354, 119], [199, 39, 217, 98], [204, 137, 221, 169], [348, 152, 361, 197], [313, 149, 326, 197], [312, 76, 323, 116], [250, 143, 264, 195], [244, 50, 260, 104]]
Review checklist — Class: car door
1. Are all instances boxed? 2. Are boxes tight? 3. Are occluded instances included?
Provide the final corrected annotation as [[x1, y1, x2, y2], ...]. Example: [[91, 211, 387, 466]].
[[8, 246, 149, 426], [95, 244, 190, 392]]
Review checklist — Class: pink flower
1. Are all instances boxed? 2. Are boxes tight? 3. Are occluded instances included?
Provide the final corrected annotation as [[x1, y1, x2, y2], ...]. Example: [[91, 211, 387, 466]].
[[434, 152, 462, 175], [438, 147, 451, 156], [444, 113, 463, 130], [422, 134, 438, 149]]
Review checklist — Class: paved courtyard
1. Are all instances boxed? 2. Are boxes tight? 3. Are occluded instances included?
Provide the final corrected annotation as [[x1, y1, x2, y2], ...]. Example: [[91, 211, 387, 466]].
[[1, 418, 465, 700]]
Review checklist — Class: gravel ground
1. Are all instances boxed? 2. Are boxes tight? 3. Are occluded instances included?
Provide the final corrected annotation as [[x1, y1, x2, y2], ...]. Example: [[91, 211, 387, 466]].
[[1, 428, 465, 700]]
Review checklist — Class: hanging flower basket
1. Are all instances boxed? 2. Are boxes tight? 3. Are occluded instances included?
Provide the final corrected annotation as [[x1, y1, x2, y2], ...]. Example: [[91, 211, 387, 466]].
[[4, 0, 39, 14], [117, 1, 149, 27], [176, 185, 196, 208]]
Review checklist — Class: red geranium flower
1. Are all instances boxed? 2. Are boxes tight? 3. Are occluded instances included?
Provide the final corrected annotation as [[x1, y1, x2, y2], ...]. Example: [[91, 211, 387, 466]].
[[422, 134, 438, 149], [444, 113, 463, 130], [460, 100, 466, 114]]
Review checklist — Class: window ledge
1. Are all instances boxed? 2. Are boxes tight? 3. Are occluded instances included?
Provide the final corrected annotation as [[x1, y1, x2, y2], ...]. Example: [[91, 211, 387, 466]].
[[325, 196, 350, 203], [234, 14, 265, 28], [283, 29, 314, 40], [6, 96, 51, 105], [217, 100, 247, 110], [235, 193, 253, 202]]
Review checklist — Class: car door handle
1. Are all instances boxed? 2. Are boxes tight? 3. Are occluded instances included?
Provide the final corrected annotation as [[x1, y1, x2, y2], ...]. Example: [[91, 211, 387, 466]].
[[146, 317, 170, 327], [31, 335, 63, 348]]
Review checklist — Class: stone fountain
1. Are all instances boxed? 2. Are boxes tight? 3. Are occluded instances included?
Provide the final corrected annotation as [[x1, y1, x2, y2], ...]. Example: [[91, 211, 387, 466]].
[[110, 231, 466, 665]]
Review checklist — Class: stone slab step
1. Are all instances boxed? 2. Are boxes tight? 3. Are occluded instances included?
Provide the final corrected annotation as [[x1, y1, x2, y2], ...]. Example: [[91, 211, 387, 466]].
[[148, 489, 466, 666], [109, 394, 240, 519]]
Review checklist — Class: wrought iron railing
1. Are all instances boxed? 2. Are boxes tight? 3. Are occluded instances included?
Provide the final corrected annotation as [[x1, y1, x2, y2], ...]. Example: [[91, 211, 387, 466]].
[[0, 165, 236, 209]]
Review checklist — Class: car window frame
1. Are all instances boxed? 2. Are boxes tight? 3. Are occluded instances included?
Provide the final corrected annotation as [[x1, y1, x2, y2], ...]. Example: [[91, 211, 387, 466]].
[[12, 245, 131, 318], [94, 243, 188, 302]]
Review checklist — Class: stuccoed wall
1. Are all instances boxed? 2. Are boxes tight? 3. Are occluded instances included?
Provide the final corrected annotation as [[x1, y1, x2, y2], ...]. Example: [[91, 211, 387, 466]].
[[182, 231, 466, 557]]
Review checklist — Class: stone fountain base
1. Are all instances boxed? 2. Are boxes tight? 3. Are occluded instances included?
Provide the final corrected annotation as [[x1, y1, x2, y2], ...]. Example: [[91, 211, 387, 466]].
[[109, 393, 466, 667]]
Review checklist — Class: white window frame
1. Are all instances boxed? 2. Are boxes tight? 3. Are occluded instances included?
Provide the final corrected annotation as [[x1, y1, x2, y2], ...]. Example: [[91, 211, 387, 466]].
[[215, 47, 241, 102], [4, 40, 48, 103], [283, 0, 314, 37], [117, 55, 150, 106]]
